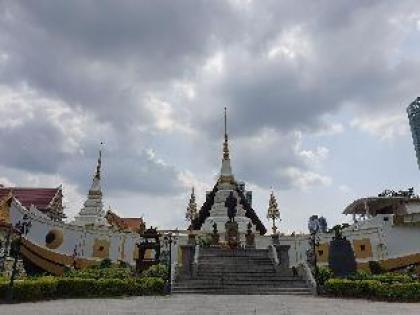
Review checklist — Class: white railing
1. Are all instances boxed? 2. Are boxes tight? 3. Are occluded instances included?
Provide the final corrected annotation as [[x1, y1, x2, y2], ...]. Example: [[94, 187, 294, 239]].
[[298, 261, 317, 295], [268, 245, 279, 265], [192, 244, 200, 277]]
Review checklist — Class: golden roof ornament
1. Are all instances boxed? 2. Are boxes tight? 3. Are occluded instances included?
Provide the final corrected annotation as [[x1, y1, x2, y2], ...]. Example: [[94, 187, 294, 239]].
[[267, 191, 281, 234], [186, 187, 198, 223]]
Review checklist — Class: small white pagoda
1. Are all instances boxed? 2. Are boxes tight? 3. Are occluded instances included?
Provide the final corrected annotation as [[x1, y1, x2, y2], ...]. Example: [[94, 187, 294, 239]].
[[73, 149, 109, 226]]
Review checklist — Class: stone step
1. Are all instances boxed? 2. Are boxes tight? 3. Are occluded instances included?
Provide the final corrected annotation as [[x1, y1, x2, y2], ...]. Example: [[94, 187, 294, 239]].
[[189, 275, 297, 281], [172, 287, 312, 295], [174, 281, 307, 288], [199, 250, 269, 258], [197, 268, 276, 273], [198, 259, 274, 264], [179, 277, 304, 283]]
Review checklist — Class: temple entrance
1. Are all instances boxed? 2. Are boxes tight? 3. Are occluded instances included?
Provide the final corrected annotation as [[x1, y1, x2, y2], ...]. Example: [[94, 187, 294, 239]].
[[136, 227, 161, 273]]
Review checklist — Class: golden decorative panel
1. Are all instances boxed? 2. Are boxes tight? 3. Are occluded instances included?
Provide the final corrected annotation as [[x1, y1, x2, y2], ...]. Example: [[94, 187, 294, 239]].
[[133, 247, 139, 260], [315, 243, 329, 263], [92, 239, 110, 258], [45, 229, 64, 249], [353, 239, 372, 259], [0, 192, 12, 224]]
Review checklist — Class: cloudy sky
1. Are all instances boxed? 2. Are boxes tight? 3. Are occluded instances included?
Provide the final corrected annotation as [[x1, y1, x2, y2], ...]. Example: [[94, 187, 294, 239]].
[[1, 0, 420, 233]]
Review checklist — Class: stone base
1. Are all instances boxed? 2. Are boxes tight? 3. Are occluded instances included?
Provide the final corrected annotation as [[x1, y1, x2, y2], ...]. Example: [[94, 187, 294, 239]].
[[225, 221, 239, 249], [271, 234, 280, 245]]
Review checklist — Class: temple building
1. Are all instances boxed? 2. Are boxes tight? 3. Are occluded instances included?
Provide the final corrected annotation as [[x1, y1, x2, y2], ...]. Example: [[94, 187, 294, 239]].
[[0, 185, 65, 221], [191, 109, 266, 244], [105, 209, 145, 233]]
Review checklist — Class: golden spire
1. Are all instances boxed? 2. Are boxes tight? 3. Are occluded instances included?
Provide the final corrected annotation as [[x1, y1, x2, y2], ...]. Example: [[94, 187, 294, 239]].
[[186, 187, 198, 223], [267, 190, 281, 234], [223, 107, 230, 160]]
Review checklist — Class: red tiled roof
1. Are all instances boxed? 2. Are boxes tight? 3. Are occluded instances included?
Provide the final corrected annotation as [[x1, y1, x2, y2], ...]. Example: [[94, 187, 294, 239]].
[[0, 187, 59, 210], [118, 218, 144, 230]]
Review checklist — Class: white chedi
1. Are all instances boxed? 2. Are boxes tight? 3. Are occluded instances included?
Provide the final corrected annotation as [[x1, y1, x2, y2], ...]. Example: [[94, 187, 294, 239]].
[[73, 150, 109, 226]]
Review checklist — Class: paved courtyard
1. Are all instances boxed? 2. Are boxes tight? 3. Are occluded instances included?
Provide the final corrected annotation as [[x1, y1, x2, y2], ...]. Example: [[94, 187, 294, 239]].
[[0, 295, 419, 315]]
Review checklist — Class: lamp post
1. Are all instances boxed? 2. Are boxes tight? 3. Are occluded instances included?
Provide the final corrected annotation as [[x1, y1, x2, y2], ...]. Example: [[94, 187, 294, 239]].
[[7, 214, 32, 301], [162, 232, 177, 294], [308, 215, 320, 295]]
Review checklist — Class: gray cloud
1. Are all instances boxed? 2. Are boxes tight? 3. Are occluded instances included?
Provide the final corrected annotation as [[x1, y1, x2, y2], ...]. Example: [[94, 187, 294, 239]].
[[1, 0, 420, 216]]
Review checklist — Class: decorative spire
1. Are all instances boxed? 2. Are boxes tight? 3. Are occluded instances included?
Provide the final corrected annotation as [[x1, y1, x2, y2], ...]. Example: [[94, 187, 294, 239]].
[[73, 143, 108, 226], [267, 190, 280, 234], [186, 187, 198, 223], [95, 149, 101, 180], [220, 108, 233, 180], [223, 107, 230, 160]]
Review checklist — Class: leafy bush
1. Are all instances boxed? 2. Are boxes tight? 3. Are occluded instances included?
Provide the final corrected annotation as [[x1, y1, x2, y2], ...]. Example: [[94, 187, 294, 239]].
[[64, 267, 132, 280], [197, 235, 211, 248], [368, 261, 384, 274], [325, 278, 420, 302], [99, 258, 113, 269], [371, 273, 413, 284], [0, 276, 165, 302], [348, 271, 413, 284], [316, 267, 333, 286], [141, 264, 168, 280]]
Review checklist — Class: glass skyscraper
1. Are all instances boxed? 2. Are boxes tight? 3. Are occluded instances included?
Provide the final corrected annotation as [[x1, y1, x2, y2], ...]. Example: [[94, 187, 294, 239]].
[[407, 97, 420, 169]]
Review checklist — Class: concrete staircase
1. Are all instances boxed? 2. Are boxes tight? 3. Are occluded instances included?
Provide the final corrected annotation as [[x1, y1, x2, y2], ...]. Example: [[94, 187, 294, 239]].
[[173, 248, 311, 295]]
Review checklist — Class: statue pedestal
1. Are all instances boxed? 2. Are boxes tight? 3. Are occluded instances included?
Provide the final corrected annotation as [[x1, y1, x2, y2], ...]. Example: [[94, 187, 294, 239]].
[[225, 221, 239, 249], [271, 233, 280, 245], [188, 233, 196, 245]]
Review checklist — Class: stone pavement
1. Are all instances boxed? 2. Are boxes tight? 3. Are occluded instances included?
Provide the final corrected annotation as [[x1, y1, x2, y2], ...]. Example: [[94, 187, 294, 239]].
[[0, 294, 419, 315]]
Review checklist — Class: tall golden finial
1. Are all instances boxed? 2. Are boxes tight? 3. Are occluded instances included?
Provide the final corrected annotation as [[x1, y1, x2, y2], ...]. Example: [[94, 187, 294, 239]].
[[223, 107, 230, 160], [186, 187, 198, 223], [267, 190, 281, 234]]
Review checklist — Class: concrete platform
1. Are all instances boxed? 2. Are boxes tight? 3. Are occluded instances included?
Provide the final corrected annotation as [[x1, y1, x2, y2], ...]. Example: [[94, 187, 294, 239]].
[[0, 294, 419, 314]]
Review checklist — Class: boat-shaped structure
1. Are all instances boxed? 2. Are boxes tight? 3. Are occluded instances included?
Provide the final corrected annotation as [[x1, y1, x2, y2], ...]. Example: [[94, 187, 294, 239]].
[[0, 151, 144, 275]]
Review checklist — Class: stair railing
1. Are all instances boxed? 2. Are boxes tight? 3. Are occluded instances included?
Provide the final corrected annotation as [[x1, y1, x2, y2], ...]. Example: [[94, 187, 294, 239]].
[[298, 261, 317, 296], [268, 245, 279, 266], [192, 244, 199, 277]]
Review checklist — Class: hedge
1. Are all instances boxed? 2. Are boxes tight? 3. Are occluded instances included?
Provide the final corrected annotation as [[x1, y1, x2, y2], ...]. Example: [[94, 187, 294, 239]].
[[325, 279, 420, 302], [0, 276, 165, 302], [64, 267, 133, 280]]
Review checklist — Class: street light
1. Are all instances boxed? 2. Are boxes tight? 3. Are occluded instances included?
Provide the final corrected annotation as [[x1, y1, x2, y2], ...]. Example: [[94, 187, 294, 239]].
[[162, 232, 177, 294], [7, 214, 32, 301]]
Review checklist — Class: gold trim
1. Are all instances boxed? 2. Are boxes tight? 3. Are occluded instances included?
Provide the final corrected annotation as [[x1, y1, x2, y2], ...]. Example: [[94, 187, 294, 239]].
[[20, 246, 65, 276], [353, 239, 372, 259], [357, 253, 420, 271], [315, 243, 329, 263], [22, 238, 100, 269], [92, 239, 110, 258], [45, 229, 64, 249]]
